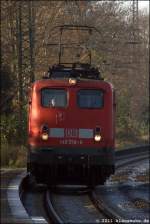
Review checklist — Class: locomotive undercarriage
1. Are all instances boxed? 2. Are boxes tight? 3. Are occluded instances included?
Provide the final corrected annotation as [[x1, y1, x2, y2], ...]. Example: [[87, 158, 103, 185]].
[[28, 163, 114, 186], [27, 147, 115, 186]]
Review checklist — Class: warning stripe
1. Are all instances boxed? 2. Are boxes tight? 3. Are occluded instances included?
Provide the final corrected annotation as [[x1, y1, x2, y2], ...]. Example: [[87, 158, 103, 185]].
[[49, 128, 93, 139]]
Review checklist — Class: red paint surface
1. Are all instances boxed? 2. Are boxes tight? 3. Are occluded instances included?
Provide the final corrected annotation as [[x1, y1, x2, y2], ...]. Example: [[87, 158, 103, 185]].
[[28, 79, 115, 149]]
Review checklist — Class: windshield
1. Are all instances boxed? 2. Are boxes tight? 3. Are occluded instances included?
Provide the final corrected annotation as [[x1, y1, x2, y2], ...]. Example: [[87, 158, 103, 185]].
[[77, 89, 104, 109], [41, 89, 67, 108]]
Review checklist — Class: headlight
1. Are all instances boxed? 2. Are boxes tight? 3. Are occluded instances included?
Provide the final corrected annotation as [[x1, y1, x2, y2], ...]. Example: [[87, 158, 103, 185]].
[[69, 78, 77, 85], [94, 134, 102, 142], [41, 133, 49, 140], [41, 124, 49, 140]]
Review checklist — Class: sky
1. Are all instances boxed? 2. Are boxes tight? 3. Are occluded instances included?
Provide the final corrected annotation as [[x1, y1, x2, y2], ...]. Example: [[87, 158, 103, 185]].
[[138, 0, 149, 11], [123, 1, 149, 13]]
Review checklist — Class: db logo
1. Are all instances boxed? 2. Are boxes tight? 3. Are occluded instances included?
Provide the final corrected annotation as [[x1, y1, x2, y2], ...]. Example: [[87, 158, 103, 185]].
[[65, 128, 78, 138]]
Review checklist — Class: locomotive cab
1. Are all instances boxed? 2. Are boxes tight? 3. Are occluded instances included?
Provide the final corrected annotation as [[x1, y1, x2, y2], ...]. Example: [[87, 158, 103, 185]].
[[27, 63, 115, 186]]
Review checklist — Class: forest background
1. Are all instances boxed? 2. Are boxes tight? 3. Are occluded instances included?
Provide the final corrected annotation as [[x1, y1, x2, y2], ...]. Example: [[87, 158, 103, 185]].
[[1, 1, 149, 167]]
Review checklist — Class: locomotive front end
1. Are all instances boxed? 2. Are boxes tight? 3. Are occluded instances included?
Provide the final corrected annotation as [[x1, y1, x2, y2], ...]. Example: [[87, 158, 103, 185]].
[[27, 75, 115, 186]]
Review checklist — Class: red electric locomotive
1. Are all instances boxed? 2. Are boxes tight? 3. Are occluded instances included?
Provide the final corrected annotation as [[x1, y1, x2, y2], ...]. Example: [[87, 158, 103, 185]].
[[27, 26, 115, 186]]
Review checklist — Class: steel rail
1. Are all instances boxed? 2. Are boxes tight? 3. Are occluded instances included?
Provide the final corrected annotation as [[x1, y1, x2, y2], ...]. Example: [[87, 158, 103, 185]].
[[44, 148, 149, 223], [0, 169, 32, 224], [45, 191, 63, 224], [90, 147, 149, 223], [19, 174, 49, 224], [115, 144, 149, 157], [116, 153, 148, 169], [45, 187, 107, 223], [89, 191, 122, 222]]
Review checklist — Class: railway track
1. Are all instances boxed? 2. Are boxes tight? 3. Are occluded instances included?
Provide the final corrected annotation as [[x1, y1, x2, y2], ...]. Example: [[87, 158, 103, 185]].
[[44, 148, 149, 223], [1, 145, 149, 223], [92, 158, 149, 222]]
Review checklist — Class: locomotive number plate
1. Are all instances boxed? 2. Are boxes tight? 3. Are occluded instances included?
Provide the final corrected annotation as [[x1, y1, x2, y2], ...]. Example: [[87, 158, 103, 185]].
[[60, 139, 83, 145]]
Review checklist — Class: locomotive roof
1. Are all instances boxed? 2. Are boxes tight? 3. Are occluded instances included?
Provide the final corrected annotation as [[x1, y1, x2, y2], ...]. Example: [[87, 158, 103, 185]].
[[32, 78, 113, 91], [45, 63, 103, 80], [32, 63, 113, 90]]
